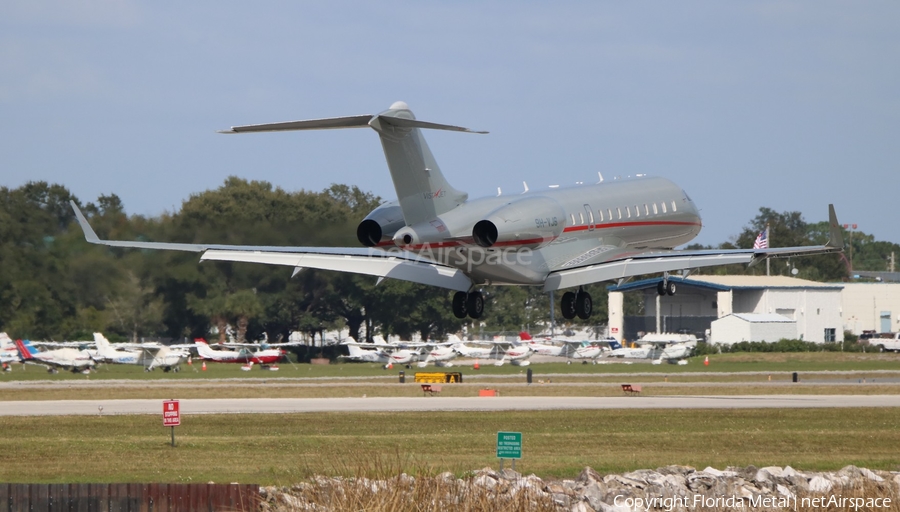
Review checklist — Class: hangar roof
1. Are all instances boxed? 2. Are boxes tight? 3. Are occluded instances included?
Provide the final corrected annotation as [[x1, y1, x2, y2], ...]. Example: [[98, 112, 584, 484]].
[[729, 313, 795, 323], [609, 275, 844, 293]]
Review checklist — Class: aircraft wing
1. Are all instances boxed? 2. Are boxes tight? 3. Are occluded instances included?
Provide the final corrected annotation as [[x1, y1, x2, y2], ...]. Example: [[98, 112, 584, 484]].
[[70, 201, 472, 292], [543, 204, 844, 291]]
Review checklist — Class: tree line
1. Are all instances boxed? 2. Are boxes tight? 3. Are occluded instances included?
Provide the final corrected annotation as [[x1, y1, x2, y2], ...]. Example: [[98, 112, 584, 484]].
[[2, 179, 895, 343]]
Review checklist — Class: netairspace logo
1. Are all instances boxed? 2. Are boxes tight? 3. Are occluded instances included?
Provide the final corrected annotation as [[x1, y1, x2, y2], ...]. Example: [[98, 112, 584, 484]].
[[371, 245, 533, 272]]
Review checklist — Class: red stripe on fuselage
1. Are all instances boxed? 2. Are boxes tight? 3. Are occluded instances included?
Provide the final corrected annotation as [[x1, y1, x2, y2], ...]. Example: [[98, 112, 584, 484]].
[[384, 220, 700, 251]]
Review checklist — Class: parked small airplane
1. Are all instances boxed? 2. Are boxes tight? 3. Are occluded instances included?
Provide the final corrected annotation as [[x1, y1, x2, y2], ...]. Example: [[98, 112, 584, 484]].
[[453, 338, 533, 366], [195, 339, 284, 365], [14, 339, 95, 373], [70, 102, 844, 320], [607, 335, 696, 364], [92, 333, 189, 372], [606, 339, 652, 359], [0, 333, 21, 367], [340, 340, 391, 364]]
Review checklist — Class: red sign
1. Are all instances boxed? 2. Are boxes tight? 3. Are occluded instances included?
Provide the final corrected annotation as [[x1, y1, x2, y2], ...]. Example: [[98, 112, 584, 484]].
[[611, 327, 619, 333], [163, 400, 180, 427]]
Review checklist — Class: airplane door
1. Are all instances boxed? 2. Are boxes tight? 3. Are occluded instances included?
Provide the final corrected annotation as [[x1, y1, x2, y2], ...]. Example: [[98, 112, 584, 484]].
[[584, 204, 595, 231]]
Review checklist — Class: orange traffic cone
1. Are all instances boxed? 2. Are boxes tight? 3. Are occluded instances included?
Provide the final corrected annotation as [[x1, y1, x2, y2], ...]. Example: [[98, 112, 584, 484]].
[[187, 357, 192, 366], [703, 356, 709, 366], [474, 360, 480, 370], [201, 361, 207, 371]]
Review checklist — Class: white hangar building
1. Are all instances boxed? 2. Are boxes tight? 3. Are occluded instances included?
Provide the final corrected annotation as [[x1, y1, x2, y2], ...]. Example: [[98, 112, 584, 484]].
[[607, 276, 844, 345], [840, 282, 900, 335]]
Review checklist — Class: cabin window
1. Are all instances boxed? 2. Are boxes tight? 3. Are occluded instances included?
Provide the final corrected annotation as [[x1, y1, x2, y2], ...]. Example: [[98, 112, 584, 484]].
[[587, 210, 594, 223], [671, 200, 677, 212], [634, 205, 640, 217], [644, 204, 649, 216], [570, 213, 576, 225], [598, 210, 604, 222], [607, 208, 613, 220], [616, 207, 622, 220], [626, 206, 631, 218], [652, 203, 658, 215], [579, 212, 584, 224], [661, 202, 667, 213]]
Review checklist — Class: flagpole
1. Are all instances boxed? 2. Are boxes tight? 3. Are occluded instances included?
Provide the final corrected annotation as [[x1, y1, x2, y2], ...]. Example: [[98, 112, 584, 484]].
[[765, 224, 770, 276]]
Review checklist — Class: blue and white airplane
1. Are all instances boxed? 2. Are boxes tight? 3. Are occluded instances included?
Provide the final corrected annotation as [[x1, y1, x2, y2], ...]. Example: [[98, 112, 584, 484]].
[[70, 102, 844, 320]]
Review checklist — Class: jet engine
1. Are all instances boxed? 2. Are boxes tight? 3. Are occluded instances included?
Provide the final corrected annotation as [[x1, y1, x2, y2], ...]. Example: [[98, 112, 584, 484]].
[[357, 201, 405, 247], [471, 196, 565, 248]]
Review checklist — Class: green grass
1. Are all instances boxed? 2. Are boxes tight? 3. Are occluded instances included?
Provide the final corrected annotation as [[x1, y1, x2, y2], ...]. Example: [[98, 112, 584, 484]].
[[3, 351, 900, 382], [1, 408, 899, 484]]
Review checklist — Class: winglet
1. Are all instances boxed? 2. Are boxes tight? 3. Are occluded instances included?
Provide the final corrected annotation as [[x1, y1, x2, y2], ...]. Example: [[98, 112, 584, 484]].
[[69, 201, 100, 243], [826, 204, 844, 249]]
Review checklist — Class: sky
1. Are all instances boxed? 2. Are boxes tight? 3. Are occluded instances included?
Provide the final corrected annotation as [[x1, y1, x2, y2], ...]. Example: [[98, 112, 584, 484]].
[[2, 1, 898, 248]]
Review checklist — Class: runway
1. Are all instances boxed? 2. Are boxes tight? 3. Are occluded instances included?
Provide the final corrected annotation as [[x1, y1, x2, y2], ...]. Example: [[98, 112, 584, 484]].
[[2, 394, 899, 416]]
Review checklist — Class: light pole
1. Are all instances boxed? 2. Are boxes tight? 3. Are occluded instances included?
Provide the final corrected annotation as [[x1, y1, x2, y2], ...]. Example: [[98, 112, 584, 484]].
[[842, 224, 857, 271]]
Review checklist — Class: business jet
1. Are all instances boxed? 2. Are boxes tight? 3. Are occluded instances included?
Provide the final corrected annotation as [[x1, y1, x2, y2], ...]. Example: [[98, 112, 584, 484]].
[[14, 339, 95, 373], [69, 102, 844, 319]]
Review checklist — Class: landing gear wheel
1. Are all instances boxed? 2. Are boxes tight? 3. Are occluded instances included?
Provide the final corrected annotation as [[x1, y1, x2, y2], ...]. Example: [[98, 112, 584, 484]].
[[575, 291, 593, 320], [466, 291, 484, 319], [561, 291, 577, 320], [657, 280, 667, 296], [452, 291, 468, 319], [665, 280, 677, 296]]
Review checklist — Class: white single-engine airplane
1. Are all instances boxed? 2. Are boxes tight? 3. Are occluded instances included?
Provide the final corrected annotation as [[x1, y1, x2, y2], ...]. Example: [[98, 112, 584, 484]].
[[70, 102, 844, 319]]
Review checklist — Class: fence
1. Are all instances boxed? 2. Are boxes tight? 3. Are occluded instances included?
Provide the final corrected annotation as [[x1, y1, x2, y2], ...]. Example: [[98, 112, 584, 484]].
[[0, 483, 258, 512]]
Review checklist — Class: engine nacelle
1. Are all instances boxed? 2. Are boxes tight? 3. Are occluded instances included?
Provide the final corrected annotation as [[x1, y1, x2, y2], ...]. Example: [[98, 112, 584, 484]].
[[471, 196, 565, 248], [357, 201, 405, 247], [392, 218, 454, 248]]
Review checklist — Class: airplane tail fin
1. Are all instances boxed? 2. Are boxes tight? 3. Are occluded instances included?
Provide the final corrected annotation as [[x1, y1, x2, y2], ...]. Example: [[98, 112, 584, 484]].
[[194, 339, 215, 359], [15, 339, 35, 360], [343, 342, 364, 357], [518, 331, 532, 341], [93, 332, 114, 357], [608, 340, 623, 350], [221, 102, 484, 226]]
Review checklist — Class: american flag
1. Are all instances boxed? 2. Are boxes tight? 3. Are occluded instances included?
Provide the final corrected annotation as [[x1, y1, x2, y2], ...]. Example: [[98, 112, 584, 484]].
[[753, 228, 769, 249]]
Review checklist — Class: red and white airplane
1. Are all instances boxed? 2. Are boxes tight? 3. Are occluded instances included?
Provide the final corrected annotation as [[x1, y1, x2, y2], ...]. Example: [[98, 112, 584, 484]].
[[194, 339, 284, 365]]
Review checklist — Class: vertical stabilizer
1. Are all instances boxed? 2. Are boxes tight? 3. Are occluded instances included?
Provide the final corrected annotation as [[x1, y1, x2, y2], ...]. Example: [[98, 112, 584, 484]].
[[368, 102, 469, 225], [15, 340, 35, 360], [221, 102, 483, 228], [194, 339, 215, 359]]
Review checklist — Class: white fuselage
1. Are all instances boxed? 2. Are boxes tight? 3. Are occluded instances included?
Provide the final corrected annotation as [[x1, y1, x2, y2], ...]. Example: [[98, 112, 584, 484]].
[[380, 176, 701, 286]]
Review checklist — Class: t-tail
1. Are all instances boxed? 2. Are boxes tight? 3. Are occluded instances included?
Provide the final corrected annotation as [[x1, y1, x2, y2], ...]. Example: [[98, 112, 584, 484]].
[[220, 101, 483, 227], [608, 340, 623, 350]]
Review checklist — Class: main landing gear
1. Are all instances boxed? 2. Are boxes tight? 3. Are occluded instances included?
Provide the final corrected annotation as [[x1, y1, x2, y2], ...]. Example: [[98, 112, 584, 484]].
[[452, 290, 485, 319], [657, 278, 677, 296], [561, 287, 593, 320]]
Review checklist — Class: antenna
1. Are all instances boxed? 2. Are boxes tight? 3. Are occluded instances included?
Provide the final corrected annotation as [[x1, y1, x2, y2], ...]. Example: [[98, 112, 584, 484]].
[[522, 181, 529, 194], [597, 172, 604, 183]]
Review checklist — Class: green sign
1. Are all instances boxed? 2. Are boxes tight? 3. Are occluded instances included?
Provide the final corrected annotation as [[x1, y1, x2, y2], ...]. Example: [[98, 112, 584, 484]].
[[496, 431, 522, 459]]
